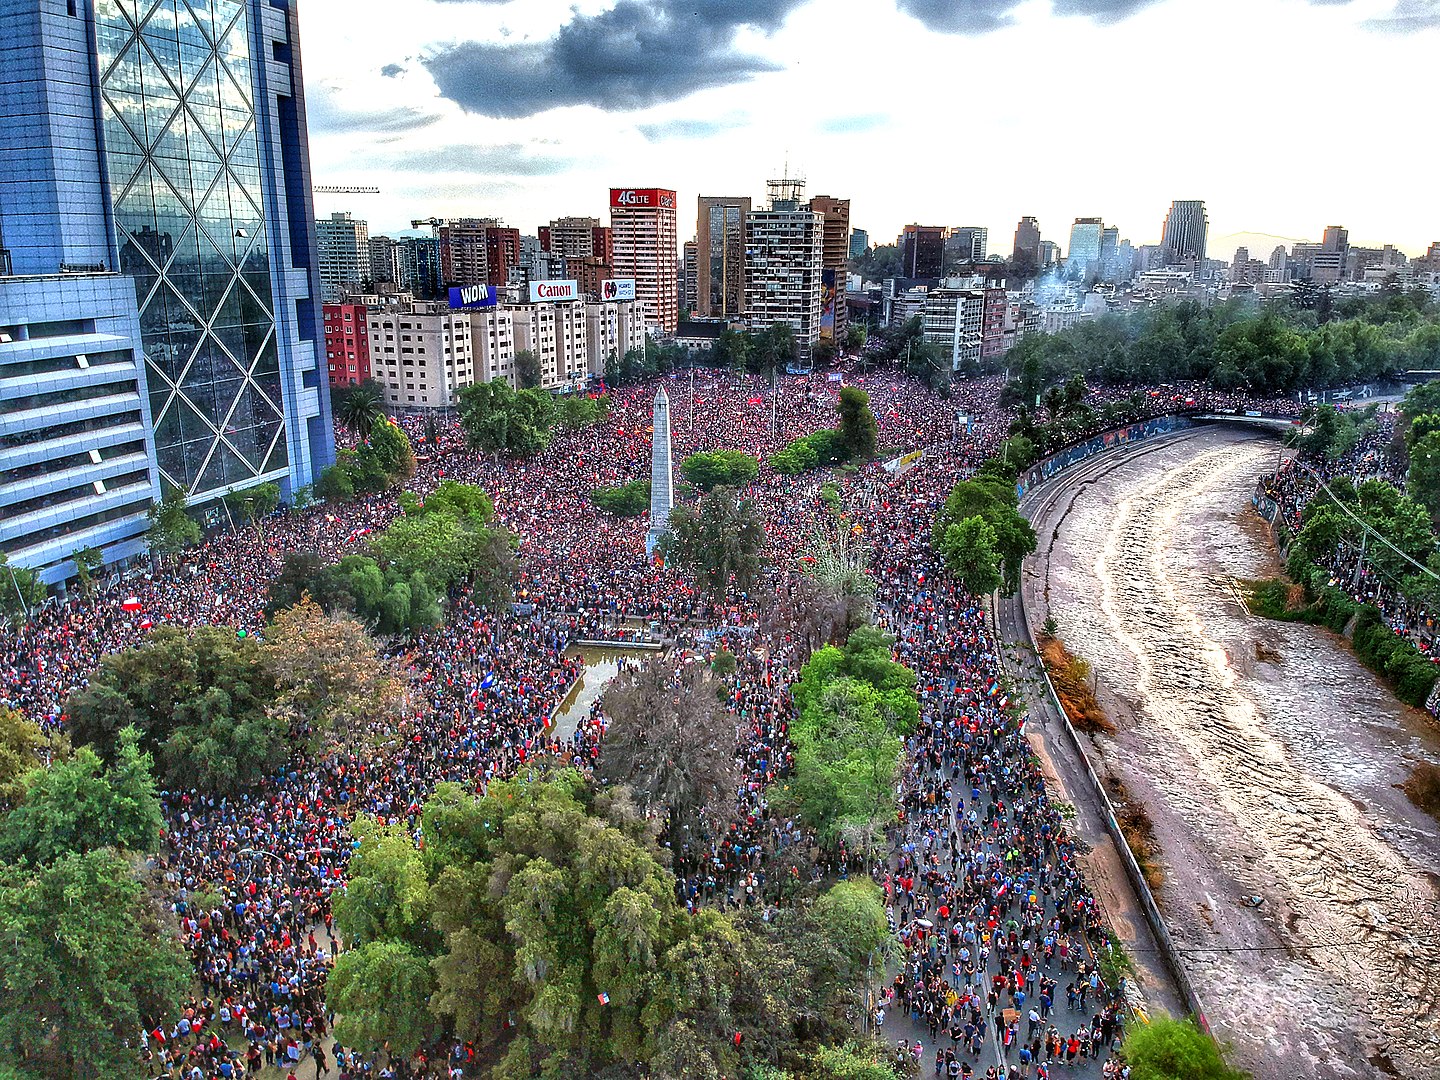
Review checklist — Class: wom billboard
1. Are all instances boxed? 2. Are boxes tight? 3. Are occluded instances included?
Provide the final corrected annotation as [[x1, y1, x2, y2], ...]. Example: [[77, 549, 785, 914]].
[[449, 284, 497, 310], [609, 188, 676, 210], [602, 278, 636, 301]]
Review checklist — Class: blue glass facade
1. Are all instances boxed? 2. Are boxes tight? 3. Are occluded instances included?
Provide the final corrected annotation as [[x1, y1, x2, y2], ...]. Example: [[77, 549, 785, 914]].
[[0, 0, 333, 505]]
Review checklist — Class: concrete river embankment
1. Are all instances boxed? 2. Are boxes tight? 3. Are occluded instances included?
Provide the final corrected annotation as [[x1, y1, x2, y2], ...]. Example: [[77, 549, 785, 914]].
[[1019, 426, 1440, 1080]]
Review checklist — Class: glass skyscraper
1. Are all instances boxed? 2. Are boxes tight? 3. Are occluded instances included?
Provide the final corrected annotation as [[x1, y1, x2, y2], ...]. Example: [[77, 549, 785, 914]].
[[0, 0, 334, 503]]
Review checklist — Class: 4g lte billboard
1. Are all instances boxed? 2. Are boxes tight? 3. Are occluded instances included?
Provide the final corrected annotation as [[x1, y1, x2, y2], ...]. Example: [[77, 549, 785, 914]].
[[609, 188, 676, 210]]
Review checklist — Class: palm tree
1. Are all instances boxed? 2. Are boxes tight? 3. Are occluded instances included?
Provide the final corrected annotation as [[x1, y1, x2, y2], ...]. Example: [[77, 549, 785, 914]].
[[335, 381, 384, 438]]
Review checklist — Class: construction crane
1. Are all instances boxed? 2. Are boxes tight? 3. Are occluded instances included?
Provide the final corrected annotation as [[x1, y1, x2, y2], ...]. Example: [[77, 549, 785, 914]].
[[410, 217, 444, 229], [313, 185, 380, 194]]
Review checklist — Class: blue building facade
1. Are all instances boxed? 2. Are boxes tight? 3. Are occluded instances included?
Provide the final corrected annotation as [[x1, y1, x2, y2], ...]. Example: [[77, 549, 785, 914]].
[[0, 0, 333, 509], [0, 273, 162, 584]]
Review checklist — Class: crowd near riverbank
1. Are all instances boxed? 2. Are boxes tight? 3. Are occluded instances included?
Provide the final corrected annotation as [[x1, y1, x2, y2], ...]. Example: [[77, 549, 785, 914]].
[[0, 368, 1305, 1079]]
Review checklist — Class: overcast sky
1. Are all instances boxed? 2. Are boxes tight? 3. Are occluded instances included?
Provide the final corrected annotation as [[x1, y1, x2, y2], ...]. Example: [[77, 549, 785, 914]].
[[299, 0, 1439, 258]]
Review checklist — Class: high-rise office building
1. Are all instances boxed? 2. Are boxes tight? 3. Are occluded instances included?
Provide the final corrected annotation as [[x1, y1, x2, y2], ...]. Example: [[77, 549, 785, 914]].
[[744, 183, 824, 359], [610, 188, 678, 334], [397, 236, 442, 300], [900, 225, 946, 278], [808, 195, 851, 342], [848, 228, 869, 260], [369, 236, 401, 286], [682, 241, 699, 314], [316, 212, 369, 302], [1012, 217, 1042, 265], [436, 218, 521, 289], [1160, 200, 1208, 266], [539, 217, 613, 264], [947, 226, 988, 264], [1067, 218, 1104, 275], [0, 275, 163, 584], [0, 0, 335, 510], [696, 196, 751, 319]]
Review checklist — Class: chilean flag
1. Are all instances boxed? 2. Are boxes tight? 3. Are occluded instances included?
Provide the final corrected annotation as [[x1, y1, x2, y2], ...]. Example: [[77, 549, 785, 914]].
[[122, 596, 143, 612]]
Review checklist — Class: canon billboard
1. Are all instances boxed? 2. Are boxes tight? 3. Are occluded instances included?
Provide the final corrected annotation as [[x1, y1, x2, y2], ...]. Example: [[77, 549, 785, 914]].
[[601, 278, 636, 302], [528, 279, 580, 303], [609, 188, 676, 210]]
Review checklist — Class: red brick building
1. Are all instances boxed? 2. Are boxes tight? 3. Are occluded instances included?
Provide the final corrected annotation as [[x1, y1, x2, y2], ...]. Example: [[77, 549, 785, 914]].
[[324, 302, 371, 386]]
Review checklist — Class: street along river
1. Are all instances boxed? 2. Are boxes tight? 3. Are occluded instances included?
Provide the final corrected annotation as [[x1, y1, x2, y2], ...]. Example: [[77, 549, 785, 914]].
[[1020, 425, 1440, 1079]]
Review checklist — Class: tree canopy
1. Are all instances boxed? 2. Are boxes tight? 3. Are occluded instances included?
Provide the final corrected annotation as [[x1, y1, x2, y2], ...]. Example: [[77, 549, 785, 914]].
[[680, 450, 760, 492], [458, 380, 558, 456], [932, 475, 1036, 597], [661, 487, 767, 600], [328, 769, 894, 1079]]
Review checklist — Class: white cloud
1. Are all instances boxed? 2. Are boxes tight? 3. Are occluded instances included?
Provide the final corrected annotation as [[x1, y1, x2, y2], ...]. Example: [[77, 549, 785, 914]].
[[298, 0, 1439, 254]]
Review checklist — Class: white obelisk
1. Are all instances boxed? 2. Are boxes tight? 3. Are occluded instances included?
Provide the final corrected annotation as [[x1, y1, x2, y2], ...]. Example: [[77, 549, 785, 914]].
[[646, 386, 674, 558]]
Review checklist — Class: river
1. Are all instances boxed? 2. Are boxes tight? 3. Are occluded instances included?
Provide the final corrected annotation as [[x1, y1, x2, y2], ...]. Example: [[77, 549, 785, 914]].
[[1025, 426, 1440, 1079]]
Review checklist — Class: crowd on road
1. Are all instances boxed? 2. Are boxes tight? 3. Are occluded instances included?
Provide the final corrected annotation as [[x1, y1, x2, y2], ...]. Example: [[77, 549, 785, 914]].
[[0, 364, 1298, 1079]]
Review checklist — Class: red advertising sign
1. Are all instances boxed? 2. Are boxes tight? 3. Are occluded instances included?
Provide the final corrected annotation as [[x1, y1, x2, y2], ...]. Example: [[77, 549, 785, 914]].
[[609, 188, 676, 210]]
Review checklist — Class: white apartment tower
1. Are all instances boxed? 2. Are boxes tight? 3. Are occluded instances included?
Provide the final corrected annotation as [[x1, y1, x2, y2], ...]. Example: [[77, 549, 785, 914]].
[[316, 211, 370, 302], [744, 180, 824, 359]]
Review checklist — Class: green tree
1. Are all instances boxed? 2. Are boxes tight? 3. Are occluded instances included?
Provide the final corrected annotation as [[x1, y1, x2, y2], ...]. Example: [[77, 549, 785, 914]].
[[660, 487, 767, 600], [515, 349, 543, 389], [0, 728, 162, 866], [70, 546, 104, 597], [593, 479, 651, 516], [145, 486, 200, 562], [1122, 1017, 1248, 1080], [365, 419, 417, 485], [0, 849, 190, 1080], [938, 516, 1003, 598], [1407, 429, 1440, 524], [932, 477, 1036, 597], [328, 941, 437, 1059], [64, 627, 284, 796], [333, 379, 386, 438], [0, 554, 46, 624], [222, 481, 281, 540], [458, 380, 558, 456], [0, 707, 47, 810], [680, 450, 760, 492], [836, 387, 879, 461]]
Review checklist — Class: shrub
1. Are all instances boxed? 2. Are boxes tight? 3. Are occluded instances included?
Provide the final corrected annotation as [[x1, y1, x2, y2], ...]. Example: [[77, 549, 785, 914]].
[[592, 479, 651, 516]]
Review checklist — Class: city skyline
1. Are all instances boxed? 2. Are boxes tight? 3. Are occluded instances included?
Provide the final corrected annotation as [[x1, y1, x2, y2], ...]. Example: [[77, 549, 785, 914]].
[[303, 0, 1438, 252]]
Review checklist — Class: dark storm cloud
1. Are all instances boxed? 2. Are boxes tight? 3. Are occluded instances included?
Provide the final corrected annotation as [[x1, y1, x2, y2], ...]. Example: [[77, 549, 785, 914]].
[[380, 143, 575, 176], [421, 0, 808, 119]]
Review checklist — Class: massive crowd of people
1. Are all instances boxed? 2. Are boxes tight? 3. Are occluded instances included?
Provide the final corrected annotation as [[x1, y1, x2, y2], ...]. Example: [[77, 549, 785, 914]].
[[0, 365, 1301, 1079]]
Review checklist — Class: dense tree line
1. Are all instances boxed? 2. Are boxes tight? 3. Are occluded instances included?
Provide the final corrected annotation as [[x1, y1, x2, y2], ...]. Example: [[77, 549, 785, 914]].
[[318, 418, 417, 503], [1004, 291, 1440, 400], [680, 449, 760, 492]]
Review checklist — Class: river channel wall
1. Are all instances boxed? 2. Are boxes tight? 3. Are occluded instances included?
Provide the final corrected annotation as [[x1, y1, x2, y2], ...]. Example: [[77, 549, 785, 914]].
[[1010, 417, 1216, 1034]]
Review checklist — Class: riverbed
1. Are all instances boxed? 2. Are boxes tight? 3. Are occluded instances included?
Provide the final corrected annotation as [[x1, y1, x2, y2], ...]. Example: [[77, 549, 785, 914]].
[[1026, 426, 1440, 1079]]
